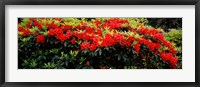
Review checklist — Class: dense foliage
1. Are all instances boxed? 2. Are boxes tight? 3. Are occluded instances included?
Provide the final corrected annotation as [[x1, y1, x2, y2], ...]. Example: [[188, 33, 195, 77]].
[[147, 18, 182, 31], [18, 18, 182, 69]]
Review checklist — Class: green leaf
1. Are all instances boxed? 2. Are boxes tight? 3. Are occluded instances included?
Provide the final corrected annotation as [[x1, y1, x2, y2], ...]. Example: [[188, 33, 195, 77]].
[[99, 48, 102, 56], [64, 42, 67, 47], [118, 55, 121, 61], [65, 62, 68, 67]]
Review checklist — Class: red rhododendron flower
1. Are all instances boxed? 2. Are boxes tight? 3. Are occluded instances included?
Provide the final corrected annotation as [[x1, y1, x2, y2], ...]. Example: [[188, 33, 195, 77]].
[[147, 42, 156, 51], [160, 52, 174, 62], [96, 29, 102, 36], [22, 29, 30, 36], [26, 22, 32, 28], [92, 36, 102, 46], [48, 29, 55, 37], [82, 33, 92, 41], [47, 22, 58, 29], [18, 27, 24, 31], [74, 25, 83, 30], [56, 34, 67, 42], [71, 38, 76, 44], [134, 44, 140, 53], [89, 44, 97, 51], [102, 24, 107, 29], [36, 35, 45, 43], [155, 43, 161, 50], [139, 38, 149, 45], [170, 47, 177, 54], [74, 32, 84, 40], [63, 25, 72, 31], [94, 20, 101, 27], [115, 23, 122, 29], [54, 28, 63, 35], [153, 33, 164, 41], [121, 39, 130, 47], [34, 21, 42, 30], [138, 27, 149, 35], [66, 30, 72, 40], [169, 57, 178, 69], [160, 52, 168, 62], [149, 29, 159, 35], [85, 27, 94, 34], [114, 33, 124, 43], [128, 36, 135, 42], [80, 42, 90, 50], [161, 39, 171, 47], [102, 34, 115, 47], [161, 39, 177, 54], [102, 18, 129, 29]]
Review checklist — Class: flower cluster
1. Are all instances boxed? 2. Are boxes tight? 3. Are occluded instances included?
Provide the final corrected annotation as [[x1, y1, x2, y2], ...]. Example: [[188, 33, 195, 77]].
[[18, 27, 30, 36], [18, 18, 181, 69], [36, 35, 45, 43], [160, 52, 178, 69], [102, 18, 130, 29]]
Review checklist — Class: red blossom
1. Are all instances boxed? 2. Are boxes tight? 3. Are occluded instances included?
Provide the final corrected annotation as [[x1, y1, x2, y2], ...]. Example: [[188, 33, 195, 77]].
[[56, 34, 67, 42], [89, 44, 97, 51], [96, 29, 102, 36], [128, 36, 135, 42], [149, 29, 159, 35], [138, 27, 149, 35], [85, 27, 94, 34], [36, 35, 45, 43], [74, 32, 84, 40], [82, 33, 91, 41], [48, 29, 55, 37], [170, 47, 177, 54], [169, 57, 178, 69], [153, 33, 164, 41], [80, 42, 90, 50], [71, 38, 76, 44], [94, 20, 101, 27], [34, 21, 42, 30], [26, 22, 32, 28], [114, 33, 124, 43], [160, 52, 169, 62], [92, 36, 102, 46], [147, 42, 156, 51], [103, 18, 129, 29], [139, 38, 149, 45], [102, 34, 115, 47], [66, 30, 72, 40], [155, 43, 161, 50], [54, 28, 63, 35], [121, 39, 130, 47], [160, 52, 177, 63], [134, 44, 140, 53], [47, 22, 58, 29], [63, 25, 72, 31], [22, 29, 30, 36], [18, 27, 24, 31]]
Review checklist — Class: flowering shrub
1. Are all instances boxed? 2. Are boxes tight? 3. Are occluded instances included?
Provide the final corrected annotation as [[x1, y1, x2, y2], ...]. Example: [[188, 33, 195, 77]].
[[18, 18, 181, 69]]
